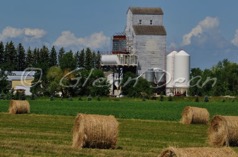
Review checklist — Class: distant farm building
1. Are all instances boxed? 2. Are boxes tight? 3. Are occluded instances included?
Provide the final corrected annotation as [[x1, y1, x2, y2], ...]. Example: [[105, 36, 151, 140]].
[[6, 71, 35, 96]]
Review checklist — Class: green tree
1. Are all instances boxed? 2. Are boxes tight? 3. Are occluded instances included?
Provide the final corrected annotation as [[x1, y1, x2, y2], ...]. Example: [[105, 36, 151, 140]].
[[211, 59, 238, 96], [88, 69, 109, 96], [92, 51, 96, 68], [60, 50, 76, 70], [49, 46, 57, 67], [30, 70, 43, 96], [46, 66, 63, 96], [210, 59, 228, 96], [16, 43, 26, 71], [39, 46, 50, 71], [31, 46, 50, 96], [121, 72, 137, 96], [75, 51, 80, 67], [85, 48, 92, 70], [0, 70, 9, 94], [4, 41, 17, 71], [78, 49, 85, 68], [26, 48, 34, 67], [133, 77, 153, 97], [90, 78, 110, 96], [95, 51, 101, 69], [73, 69, 109, 96], [202, 69, 215, 96], [0, 42, 4, 67], [228, 63, 238, 95], [58, 47, 65, 67], [32, 48, 40, 67], [190, 59, 238, 96], [189, 68, 203, 96], [121, 72, 152, 97]]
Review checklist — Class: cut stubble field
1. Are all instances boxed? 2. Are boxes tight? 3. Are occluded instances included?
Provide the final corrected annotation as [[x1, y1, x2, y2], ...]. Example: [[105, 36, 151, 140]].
[[0, 99, 238, 156]]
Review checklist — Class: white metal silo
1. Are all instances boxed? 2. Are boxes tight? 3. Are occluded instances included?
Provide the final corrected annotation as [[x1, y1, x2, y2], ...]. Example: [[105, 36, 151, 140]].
[[153, 68, 165, 83], [174, 50, 190, 95], [145, 68, 154, 83], [166, 51, 177, 95]]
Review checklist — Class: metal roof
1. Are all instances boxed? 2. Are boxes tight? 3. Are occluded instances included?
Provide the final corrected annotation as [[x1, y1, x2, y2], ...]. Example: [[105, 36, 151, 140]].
[[5, 71, 35, 81], [177, 50, 190, 56], [167, 51, 178, 56], [133, 25, 166, 35], [129, 7, 164, 15]]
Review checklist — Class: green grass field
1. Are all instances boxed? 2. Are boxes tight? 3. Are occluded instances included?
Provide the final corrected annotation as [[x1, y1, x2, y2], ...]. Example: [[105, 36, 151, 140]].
[[1, 99, 238, 120], [0, 99, 238, 156]]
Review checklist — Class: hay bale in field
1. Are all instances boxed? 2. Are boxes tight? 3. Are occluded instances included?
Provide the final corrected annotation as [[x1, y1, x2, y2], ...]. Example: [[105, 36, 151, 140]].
[[72, 113, 119, 149], [208, 115, 238, 147], [9, 100, 30, 114], [159, 147, 238, 157], [180, 106, 209, 124]]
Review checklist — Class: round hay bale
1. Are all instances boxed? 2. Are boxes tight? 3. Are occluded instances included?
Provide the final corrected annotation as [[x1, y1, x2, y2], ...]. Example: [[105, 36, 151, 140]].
[[180, 106, 209, 124], [72, 113, 119, 149], [9, 100, 30, 114], [159, 147, 238, 157], [208, 115, 238, 147]]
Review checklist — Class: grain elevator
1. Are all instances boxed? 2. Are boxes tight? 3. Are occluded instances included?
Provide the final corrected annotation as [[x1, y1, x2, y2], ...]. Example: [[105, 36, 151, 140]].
[[101, 7, 190, 96]]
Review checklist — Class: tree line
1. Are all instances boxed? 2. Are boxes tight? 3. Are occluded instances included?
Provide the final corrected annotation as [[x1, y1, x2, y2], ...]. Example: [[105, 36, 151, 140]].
[[0, 41, 110, 98], [0, 41, 237, 98], [0, 41, 101, 71], [189, 59, 238, 96]]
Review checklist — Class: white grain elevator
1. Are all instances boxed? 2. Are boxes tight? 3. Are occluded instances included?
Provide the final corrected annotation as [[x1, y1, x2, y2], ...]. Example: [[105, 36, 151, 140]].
[[125, 7, 167, 86]]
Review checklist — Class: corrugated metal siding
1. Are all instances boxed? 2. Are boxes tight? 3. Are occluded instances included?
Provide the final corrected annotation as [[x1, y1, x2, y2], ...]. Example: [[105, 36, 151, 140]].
[[135, 35, 166, 74]]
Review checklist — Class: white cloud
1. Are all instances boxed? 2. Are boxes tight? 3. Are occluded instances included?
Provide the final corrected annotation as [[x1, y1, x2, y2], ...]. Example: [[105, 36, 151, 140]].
[[231, 29, 238, 47], [24, 28, 46, 38], [53, 31, 110, 50], [182, 17, 219, 46], [53, 31, 78, 47], [0, 26, 46, 41], [0, 27, 22, 40]]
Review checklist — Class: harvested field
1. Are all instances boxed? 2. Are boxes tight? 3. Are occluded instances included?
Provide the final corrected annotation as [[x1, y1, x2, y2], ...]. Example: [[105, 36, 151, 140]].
[[0, 113, 218, 157], [0, 100, 238, 156]]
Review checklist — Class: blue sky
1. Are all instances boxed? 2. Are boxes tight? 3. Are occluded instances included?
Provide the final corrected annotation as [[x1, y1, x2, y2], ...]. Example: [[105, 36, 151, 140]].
[[0, 0, 238, 69]]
